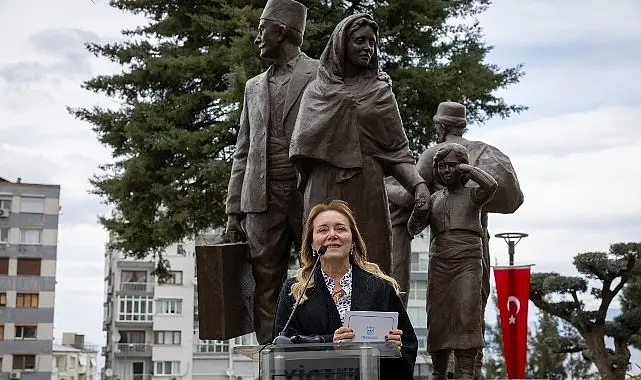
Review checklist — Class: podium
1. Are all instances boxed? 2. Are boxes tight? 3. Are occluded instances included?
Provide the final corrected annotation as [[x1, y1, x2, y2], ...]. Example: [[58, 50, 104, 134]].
[[237, 342, 401, 379]]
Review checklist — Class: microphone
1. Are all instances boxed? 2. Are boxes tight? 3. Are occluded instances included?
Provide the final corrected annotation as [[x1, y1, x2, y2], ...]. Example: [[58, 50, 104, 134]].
[[273, 245, 328, 345]]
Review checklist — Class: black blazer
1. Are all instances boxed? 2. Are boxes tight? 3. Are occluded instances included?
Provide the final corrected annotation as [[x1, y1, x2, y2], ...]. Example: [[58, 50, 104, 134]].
[[274, 265, 418, 379]]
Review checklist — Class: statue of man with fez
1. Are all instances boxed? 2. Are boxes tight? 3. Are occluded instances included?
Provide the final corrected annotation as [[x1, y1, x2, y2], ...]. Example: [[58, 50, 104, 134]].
[[224, 0, 319, 344]]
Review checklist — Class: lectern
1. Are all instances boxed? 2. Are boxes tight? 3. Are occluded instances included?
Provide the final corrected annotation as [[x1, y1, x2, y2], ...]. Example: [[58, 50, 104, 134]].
[[237, 342, 400, 379]]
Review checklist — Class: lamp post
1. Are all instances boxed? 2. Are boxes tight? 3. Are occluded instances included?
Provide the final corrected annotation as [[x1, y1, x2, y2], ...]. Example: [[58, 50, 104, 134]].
[[495, 232, 528, 266], [492, 231, 531, 379]]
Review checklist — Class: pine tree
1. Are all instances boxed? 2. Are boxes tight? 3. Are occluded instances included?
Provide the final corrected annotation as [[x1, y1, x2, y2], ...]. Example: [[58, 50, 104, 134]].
[[559, 322, 597, 379], [484, 288, 507, 379], [621, 274, 641, 350], [69, 0, 525, 269], [526, 311, 567, 379], [529, 242, 641, 380]]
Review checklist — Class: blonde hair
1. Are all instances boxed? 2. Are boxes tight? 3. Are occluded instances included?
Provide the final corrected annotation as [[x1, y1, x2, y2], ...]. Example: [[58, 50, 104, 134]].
[[290, 200, 400, 303]]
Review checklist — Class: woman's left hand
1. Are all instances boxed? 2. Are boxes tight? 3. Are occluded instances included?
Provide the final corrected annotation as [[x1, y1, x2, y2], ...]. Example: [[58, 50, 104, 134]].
[[414, 183, 431, 212], [385, 328, 403, 349]]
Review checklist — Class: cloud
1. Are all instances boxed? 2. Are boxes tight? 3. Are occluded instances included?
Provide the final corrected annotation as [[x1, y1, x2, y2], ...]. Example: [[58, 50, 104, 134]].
[[0, 28, 103, 85], [465, 105, 641, 299], [55, 223, 107, 346], [471, 105, 641, 155], [479, 0, 641, 47]]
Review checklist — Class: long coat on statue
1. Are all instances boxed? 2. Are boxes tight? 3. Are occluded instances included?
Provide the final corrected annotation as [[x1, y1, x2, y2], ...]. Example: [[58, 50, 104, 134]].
[[226, 53, 318, 214]]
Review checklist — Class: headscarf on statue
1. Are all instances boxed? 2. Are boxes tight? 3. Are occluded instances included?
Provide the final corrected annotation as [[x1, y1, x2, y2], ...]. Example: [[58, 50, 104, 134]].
[[289, 13, 414, 188]]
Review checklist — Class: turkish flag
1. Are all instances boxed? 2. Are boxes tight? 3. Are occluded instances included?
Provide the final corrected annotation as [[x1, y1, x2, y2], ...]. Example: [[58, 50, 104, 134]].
[[493, 265, 532, 380]]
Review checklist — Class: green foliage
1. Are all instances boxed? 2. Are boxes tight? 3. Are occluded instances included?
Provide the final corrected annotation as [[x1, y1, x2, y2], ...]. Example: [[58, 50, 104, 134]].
[[560, 322, 598, 379], [70, 0, 525, 267], [526, 312, 567, 379], [484, 289, 506, 379], [529, 242, 641, 380]]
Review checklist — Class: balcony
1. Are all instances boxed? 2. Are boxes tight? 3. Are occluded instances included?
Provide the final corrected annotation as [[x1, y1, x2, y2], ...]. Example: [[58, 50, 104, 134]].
[[115, 343, 152, 357], [132, 375, 153, 380], [119, 282, 154, 293]]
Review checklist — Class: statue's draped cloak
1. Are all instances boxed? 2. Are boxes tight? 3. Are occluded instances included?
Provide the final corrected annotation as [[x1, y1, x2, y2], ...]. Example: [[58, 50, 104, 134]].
[[290, 14, 414, 272]]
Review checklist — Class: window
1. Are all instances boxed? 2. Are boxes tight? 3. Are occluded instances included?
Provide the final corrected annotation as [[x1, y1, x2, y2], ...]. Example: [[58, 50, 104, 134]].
[[56, 357, 66, 371], [0, 257, 8, 275], [418, 337, 427, 351], [117, 295, 153, 321], [233, 333, 258, 346], [165, 271, 183, 285], [17, 258, 41, 276], [16, 293, 39, 308], [0, 324, 4, 340], [20, 197, 44, 213], [176, 244, 186, 256], [156, 299, 182, 315], [407, 306, 427, 327], [13, 354, 36, 370], [120, 270, 148, 291], [155, 361, 179, 375], [119, 330, 146, 343], [195, 340, 229, 353], [409, 280, 427, 300], [410, 251, 429, 272], [154, 331, 181, 345], [0, 227, 8, 243], [15, 325, 37, 339], [0, 198, 11, 210], [0, 292, 6, 307], [20, 229, 41, 245]]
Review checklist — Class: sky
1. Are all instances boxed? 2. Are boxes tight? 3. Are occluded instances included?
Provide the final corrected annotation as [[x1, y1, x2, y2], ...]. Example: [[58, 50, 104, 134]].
[[1, 0, 640, 372]]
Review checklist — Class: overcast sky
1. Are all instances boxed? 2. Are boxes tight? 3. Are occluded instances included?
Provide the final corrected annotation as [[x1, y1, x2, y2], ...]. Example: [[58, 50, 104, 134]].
[[1, 0, 640, 369]]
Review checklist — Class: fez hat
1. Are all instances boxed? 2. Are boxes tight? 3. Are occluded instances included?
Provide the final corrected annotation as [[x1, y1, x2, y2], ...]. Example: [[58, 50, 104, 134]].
[[433, 101, 467, 128], [260, 0, 308, 34]]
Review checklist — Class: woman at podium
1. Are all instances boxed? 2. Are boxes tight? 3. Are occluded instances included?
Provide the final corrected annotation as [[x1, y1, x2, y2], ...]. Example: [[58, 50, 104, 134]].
[[274, 200, 417, 378]]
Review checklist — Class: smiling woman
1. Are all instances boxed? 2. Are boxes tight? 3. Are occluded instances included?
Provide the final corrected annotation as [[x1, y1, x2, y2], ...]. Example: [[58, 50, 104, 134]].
[[274, 200, 418, 379]]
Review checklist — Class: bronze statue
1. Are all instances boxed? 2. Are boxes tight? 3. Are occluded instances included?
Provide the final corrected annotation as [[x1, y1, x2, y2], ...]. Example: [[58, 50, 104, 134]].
[[224, 0, 319, 344], [289, 13, 430, 275], [408, 142, 497, 380], [385, 176, 415, 306], [416, 101, 524, 379]]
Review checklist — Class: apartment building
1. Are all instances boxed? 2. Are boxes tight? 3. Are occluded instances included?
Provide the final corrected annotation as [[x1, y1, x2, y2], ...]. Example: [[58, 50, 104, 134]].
[[102, 237, 259, 380], [101, 231, 432, 380], [0, 177, 60, 380], [52, 333, 98, 380]]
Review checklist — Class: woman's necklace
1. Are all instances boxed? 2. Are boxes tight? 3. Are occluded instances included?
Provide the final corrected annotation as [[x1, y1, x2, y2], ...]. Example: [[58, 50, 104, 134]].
[[332, 287, 345, 304]]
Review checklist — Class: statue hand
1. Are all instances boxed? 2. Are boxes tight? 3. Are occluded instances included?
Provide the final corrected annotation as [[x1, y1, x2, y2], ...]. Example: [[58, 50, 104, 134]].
[[223, 214, 246, 243], [413, 182, 431, 212], [456, 163, 473, 174]]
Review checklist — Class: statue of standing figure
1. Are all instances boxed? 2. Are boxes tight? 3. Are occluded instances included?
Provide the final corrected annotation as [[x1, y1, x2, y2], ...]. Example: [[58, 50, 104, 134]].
[[289, 13, 431, 276], [415, 101, 524, 379], [224, 0, 319, 344], [408, 142, 498, 380]]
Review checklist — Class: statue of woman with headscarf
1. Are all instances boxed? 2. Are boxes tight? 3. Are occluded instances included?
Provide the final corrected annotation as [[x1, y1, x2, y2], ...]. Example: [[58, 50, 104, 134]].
[[289, 14, 430, 274]]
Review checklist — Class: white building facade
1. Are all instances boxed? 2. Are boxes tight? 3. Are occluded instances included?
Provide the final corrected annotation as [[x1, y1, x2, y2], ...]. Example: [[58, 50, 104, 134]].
[[101, 240, 258, 380], [101, 234, 432, 380], [52, 333, 98, 380]]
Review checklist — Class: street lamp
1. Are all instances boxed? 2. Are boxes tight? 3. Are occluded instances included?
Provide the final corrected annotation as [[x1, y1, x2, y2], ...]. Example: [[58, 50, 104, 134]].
[[495, 232, 528, 266]]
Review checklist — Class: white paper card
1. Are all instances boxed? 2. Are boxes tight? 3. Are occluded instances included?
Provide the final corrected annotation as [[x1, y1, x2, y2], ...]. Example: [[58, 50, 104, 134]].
[[344, 311, 398, 342]]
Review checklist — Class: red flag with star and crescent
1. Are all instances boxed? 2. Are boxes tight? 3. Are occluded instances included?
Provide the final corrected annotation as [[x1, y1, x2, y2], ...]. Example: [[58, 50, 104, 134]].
[[493, 265, 532, 380]]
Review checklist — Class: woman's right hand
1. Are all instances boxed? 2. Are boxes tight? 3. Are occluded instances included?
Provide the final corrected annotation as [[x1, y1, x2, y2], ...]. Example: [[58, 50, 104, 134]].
[[413, 182, 431, 212], [333, 326, 355, 343]]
